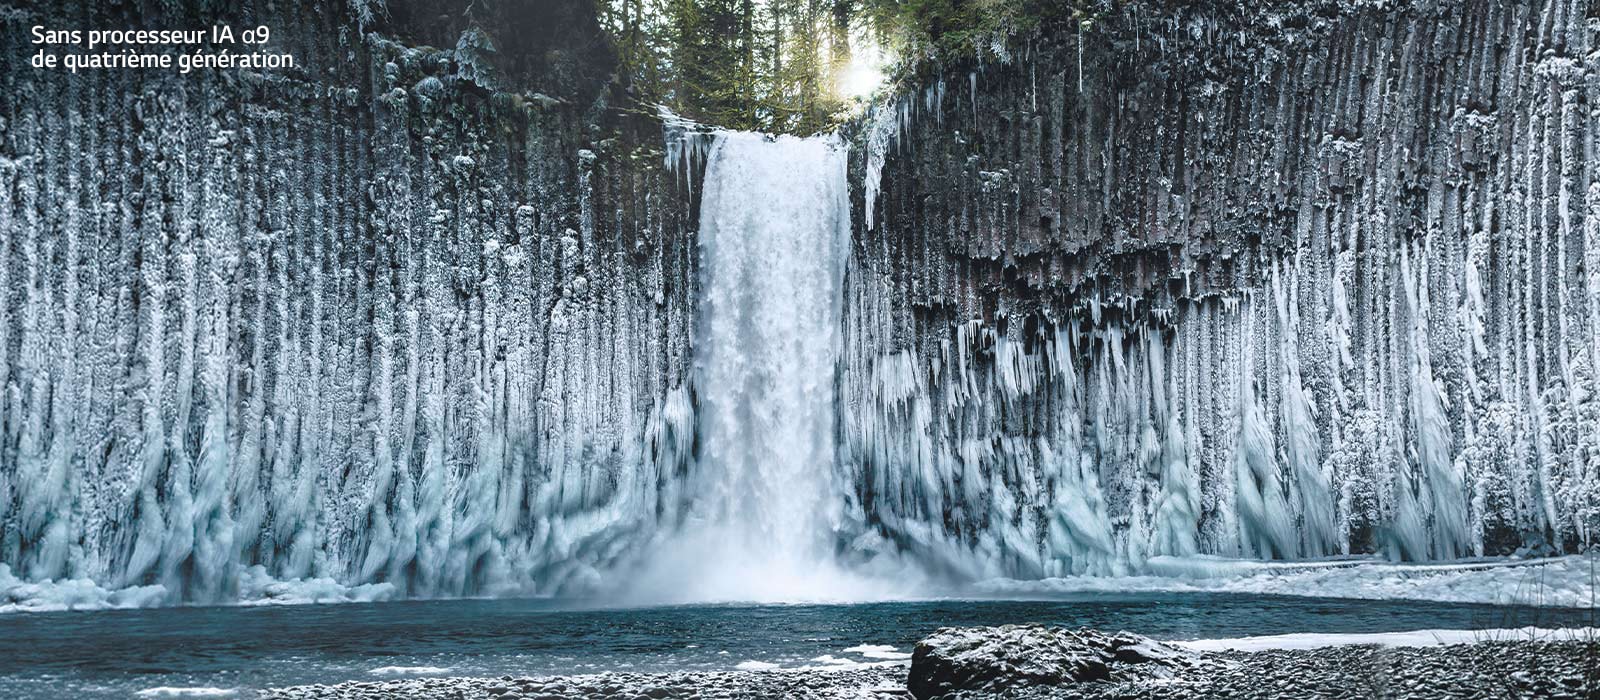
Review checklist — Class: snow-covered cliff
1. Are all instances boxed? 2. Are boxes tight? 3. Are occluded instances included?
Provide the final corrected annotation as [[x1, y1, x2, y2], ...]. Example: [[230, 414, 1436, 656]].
[[843, 0, 1600, 578], [0, 0, 698, 603], [1, 0, 1596, 607]]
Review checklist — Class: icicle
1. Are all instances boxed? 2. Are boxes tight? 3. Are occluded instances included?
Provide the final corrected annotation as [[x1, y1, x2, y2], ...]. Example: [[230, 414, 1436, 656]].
[[863, 97, 902, 232], [969, 72, 978, 130]]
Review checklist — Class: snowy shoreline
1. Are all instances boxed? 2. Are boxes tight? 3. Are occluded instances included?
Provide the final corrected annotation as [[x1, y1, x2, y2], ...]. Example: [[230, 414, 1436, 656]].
[[255, 632, 1600, 699], [6, 554, 1594, 615], [976, 553, 1600, 609]]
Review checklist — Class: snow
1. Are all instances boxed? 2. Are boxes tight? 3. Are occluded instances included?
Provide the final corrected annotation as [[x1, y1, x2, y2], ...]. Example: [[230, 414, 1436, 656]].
[[721, 645, 911, 676], [842, 644, 913, 660], [746, 657, 910, 672], [1176, 626, 1600, 652], [977, 554, 1600, 608]]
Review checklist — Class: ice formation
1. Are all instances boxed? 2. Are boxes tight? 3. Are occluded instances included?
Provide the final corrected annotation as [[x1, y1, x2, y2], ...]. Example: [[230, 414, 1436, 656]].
[[833, 0, 1600, 587], [0, 21, 700, 606], [2, 0, 1598, 609]]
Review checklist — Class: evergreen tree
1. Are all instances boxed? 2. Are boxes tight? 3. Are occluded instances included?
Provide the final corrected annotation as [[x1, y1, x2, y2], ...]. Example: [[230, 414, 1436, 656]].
[[597, 0, 881, 133]]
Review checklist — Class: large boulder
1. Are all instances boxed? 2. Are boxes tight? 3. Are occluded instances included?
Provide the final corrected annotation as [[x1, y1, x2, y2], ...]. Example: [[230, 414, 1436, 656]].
[[907, 625, 1203, 699]]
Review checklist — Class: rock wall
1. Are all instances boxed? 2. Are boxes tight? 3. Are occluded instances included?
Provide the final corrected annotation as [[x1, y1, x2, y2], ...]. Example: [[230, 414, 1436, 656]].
[[0, 0, 697, 602], [842, 0, 1600, 577], [3, 0, 1597, 606]]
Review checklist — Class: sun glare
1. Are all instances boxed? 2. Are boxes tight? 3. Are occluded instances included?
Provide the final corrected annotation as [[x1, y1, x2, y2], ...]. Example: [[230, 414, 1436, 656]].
[[840, 35, 888, 100]]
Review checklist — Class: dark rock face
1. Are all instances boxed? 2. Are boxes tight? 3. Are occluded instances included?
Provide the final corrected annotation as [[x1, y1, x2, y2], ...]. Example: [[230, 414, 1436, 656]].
[[0, 0, 697, 601], [906, 625, 1203, 698], [3, 0, 1598, 606], [839, 0, 1600, 580]]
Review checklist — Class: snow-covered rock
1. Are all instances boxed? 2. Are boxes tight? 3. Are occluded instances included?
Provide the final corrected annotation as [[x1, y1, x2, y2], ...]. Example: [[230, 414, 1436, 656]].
[[907, 625, 1206, 698]]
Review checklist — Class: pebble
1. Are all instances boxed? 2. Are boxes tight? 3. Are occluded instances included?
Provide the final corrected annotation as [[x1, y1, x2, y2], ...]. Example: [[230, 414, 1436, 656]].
[[258, 639, 1600, 699]]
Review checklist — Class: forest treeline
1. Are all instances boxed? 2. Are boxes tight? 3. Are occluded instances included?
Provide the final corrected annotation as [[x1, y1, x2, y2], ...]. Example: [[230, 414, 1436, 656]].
[[595, 0, 1095, 133]]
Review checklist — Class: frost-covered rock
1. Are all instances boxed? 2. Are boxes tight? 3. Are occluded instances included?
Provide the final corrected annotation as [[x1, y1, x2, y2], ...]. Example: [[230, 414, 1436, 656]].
[[907, 625, 1204, 698], [0, 0, 699, 605], [258, 638, 1600, 699], [4, 0, 1599, 610], [839, 0, 1600, 582]]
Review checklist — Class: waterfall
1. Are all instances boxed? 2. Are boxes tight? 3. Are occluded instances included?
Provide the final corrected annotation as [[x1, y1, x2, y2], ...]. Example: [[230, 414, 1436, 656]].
[[697, 131, 849, 561], [624, 130, 900, 603]]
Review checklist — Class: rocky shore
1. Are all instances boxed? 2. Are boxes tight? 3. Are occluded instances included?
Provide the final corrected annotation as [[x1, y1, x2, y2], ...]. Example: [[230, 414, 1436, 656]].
[[260, 626, 1600, 699], [258, 665, 908, 700]]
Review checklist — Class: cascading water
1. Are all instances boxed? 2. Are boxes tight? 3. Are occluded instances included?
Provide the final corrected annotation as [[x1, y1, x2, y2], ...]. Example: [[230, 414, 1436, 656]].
[[627, 130, 899, 603], [696, 131, 848, 566]]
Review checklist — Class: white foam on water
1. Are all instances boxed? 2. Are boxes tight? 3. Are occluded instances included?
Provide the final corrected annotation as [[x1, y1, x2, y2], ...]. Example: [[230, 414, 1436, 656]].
[[236, 566, 398, 606], [842, 644, 912, 660], [734, 660, 780, 671], [809, 655, 859, 665], [368, 666, 453, 676], [133, 689, 237, 698], [0, 564, 167, 613]]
